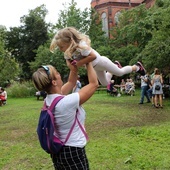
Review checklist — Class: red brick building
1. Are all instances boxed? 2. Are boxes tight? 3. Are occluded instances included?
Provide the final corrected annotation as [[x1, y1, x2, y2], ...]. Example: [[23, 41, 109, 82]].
[[91, 0, 156, 37]]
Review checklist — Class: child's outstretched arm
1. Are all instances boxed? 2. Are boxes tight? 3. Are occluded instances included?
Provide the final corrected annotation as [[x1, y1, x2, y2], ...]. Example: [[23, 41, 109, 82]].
[[75, 51, 96, 67]]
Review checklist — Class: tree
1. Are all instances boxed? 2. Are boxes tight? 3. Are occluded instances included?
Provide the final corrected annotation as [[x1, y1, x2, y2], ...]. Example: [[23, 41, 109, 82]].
[[0, 52, 20, 86], [110, 4, 152, 62], [107, 2, 170, 75], [29, 44, 69, 80], [54, 0, 90, 33], [141, 3, 170, 74], [0, 27, 19, 86], [5, 5, 49, 79]]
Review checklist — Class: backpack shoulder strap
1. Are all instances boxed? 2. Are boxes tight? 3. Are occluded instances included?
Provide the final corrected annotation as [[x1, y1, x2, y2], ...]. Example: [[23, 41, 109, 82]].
[[64, 109, 88, 144], [44, 96, 64, 132], [49, 96, 64, 112], [42, 96, 64, 111], [76, 109, 89, 140]]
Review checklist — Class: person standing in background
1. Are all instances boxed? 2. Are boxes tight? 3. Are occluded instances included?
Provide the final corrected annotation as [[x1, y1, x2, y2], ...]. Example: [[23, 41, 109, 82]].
[[152, 68, 163, 108], [139, 74, 151, 104], [120, 79, 126, 94], [72, 75, 82, 93]]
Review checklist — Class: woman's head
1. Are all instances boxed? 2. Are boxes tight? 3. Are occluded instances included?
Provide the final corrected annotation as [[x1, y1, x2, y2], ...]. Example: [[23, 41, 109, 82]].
[[32, 65, 61, 94], [154, 68, 160, 75]]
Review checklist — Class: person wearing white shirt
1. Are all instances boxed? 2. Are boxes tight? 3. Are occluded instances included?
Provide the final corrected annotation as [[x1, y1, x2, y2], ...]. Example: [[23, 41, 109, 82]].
[[139, 74, 151, 104]]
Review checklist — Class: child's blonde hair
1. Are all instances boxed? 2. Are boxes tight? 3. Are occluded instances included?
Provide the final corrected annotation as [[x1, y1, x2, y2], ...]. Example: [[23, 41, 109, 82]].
[[50, 27, 91, 59], [32, 65, 57, 93]]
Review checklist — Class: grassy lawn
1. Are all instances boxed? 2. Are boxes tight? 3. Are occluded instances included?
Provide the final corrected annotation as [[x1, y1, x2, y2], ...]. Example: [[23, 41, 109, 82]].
[[0, 90, 170, 170]]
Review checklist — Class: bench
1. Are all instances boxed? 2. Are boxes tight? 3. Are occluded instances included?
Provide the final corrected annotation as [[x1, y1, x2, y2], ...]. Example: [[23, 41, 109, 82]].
[[96, 86, 107, 94]]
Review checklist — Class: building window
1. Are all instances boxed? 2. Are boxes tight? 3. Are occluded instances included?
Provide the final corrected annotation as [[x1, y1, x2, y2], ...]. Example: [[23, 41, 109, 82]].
[[114, 11, 121, 25], [101, 12, 108, 37]]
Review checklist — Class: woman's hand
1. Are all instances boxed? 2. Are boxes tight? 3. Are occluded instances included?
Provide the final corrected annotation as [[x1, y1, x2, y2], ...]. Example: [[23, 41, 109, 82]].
[[66, 60, 78, 72], [61, 60, 78, 95], [71, 60, 77, 66]]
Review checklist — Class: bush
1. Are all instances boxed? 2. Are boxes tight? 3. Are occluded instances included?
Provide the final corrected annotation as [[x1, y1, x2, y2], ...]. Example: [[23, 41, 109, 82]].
[[7, 81, 36, 98]]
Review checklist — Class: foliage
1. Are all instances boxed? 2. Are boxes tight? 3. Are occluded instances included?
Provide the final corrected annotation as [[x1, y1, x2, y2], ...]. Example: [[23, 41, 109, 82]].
[[112, 5, 151, 48], [0, 26, 6, 52], [0, 52, 20, 86], [141, 5, 170, 74], [108, 4, 153, 66], [29, 44, 69, 79], [7, 81, 35, 98], [1, 92, 170, 169], [156, 0, 170, 8], [5, 5, 49, 79], [0, 27, 20, 86], [112, 44, 140, 66], [107, 2, 170, 75], [54, 0, 90, 34]]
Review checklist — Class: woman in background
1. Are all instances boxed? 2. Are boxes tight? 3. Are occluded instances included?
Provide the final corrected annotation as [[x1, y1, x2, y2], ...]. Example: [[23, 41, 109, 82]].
[[152, 68, 163, 108]]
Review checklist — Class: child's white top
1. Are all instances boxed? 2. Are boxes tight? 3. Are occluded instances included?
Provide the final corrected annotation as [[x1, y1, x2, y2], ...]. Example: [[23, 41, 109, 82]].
[[64, 41, 101, 67]]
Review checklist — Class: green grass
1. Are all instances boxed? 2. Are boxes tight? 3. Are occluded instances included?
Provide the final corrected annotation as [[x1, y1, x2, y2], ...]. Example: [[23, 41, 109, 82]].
[[0, 90, 170, 170]]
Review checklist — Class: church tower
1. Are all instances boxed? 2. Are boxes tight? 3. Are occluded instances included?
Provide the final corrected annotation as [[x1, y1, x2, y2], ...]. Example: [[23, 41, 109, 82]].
[[91, 0, 155, 37]]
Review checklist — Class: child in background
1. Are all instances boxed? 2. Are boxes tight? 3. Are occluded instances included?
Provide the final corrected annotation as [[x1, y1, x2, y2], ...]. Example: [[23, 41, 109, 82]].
[[50, 27, 146, 86], [0, 88, 7, 105], [120, 79, 126, 94]]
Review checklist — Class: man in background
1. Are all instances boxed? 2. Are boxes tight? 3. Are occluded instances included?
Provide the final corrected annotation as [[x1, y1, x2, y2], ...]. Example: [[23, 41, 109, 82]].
[[139, 73, 151, 104], [72, 75, 82, 93]]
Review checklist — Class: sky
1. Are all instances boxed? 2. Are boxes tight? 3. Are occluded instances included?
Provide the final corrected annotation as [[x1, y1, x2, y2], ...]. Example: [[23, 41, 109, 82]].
[[0, 0, 91, 29]]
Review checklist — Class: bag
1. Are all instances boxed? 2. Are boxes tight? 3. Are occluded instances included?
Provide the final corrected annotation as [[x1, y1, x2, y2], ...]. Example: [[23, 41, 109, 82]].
[[155, 85, 160, 90], [37, 96, 73, 154], [37, 96, 88, 154], [37, 96, 64, 154]]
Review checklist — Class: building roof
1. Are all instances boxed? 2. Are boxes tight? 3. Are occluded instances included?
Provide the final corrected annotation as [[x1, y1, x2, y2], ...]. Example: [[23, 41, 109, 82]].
[[91, 0, 152, 9], [91, 0, 144, 3]]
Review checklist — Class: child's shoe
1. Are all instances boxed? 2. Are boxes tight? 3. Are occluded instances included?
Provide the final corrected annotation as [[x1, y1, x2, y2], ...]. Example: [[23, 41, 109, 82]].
[[114, 61, 122, 68], [136, 61, 146, 75]]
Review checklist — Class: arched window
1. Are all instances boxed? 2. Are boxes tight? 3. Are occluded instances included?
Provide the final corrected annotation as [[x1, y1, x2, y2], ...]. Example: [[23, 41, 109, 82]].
[[114, 11, 121, 25], [101, 12, 108, 37]]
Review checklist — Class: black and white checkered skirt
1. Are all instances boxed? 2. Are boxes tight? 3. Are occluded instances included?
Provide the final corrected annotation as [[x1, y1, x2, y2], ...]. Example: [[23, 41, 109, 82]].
[[51, 146, 89, 170]]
